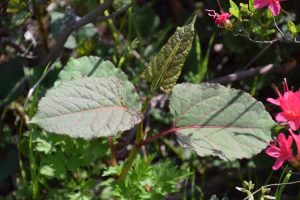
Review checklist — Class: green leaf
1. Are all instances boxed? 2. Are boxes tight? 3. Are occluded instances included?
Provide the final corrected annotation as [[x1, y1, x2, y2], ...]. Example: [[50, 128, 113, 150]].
[[229, 0, 240, 19], [31, 77, 142, 139], [40, 152, 66, 179], [198, 33, 215, 83], [140, 22, 195, 93], [55, 56, 141, 111], [169, 83, 275, 161], [34, 137, 53, 154], [288, 21, 298, 35], [240, 3, 250, 14], [249, 0, 255, 12]]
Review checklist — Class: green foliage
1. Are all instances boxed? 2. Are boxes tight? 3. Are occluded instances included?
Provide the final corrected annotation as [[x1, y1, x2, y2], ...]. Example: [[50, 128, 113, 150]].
[[101, 156, 190, 200], [140, 21, 195, 93], [2, 0, 298, 198], [236, 181, 275, 200], [25, 130, 109, 199], [287, 21, 300, 35], [169, 83, 275, 160], [33, 131, 109, 178], [229, 0, 241, 20], [187, 33, 215, 83], [248, 0, 255, 12], [275, 170, 292, 199], [236, 181, 256, 200], [56, 56, 141, 111], [31, 77, 142, 139]]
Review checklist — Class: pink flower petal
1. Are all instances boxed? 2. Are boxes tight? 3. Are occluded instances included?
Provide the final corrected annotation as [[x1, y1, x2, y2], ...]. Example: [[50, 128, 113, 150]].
[[268, 1, 281, 16], [254, 0, 270, 9], [288, 120, 300, 131], [290, 130, 300, 156], [272, 156, 285, 170], [267, 97, 280, 106], [266, 133, 294, 171], [266, 145, 280, 158], [275, 112, 288, 122]]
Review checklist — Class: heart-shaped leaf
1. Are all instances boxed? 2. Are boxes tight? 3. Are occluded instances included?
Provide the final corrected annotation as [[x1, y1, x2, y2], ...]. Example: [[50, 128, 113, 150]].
[[169, 83, 275, 161], [31, 77, 142, 139]]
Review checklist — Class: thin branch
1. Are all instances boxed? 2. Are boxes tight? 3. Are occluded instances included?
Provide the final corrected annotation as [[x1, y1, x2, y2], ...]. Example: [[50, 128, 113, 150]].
[[1, 38, 37, 59], [208, 64, 275, 85], [1, 39, 27, 54], [273, 16, 286, 39], [108, 136, 117, 166], [26, 1, 132, 107], [243, 180, 300, 200], [94, 2, 133, 24], [138, 128, 176, 146], [40, 0, 114, 67], [32, 0, 49, 51], [234, 33, 279, 44], [235, 18, 300, 45]]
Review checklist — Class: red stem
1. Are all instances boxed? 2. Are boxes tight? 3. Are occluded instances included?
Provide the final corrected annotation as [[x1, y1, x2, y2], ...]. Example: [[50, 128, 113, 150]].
[[216, 0, 223, 12], [138, 128, 176, 146], [138, 124, 241, 146], [108, 136, 117, 167], [32, 0, 49, 51]]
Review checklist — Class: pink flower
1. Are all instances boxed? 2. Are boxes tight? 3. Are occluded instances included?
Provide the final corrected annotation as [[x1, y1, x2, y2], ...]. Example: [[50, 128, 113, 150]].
[[267, 79, 300, 131], [214, 12, 231, 27], [206, 10, 232, 29], [266, 133, 294, 170], [290, 129, 300, 157], [254, 0, 286, 16]]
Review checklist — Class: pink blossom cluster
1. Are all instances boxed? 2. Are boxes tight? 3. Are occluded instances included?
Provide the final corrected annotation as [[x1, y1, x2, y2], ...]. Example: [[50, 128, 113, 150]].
[[254, 0, 286, 16], [266, 80, 300, 170], [206, 0, 286, 28], [205, 9, 232, 29]]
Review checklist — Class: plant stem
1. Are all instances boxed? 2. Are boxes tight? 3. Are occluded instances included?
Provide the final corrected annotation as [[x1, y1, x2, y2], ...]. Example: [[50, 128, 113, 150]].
[[118, 95, 151, 180], [138, 128, 176, 146], [32, 0, 49, 51], [108, 136, 117, 167], [27, 75, 41, 200], [29, 128, 39, 200], [216, 0, 223, 12], [99, 0, 121, 45], [18, 119, 27, 181]]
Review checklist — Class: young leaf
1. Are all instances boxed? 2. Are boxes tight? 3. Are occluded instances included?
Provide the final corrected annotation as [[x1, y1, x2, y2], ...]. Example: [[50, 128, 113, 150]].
[[169, 83, 275, 161], [248, 0, 255, 12], [229, 0, 240, 19], [288, 21, 298, 35], [31, 77, 142, 139], [140, 21, 195, 93], [55, 56, 141, 111]]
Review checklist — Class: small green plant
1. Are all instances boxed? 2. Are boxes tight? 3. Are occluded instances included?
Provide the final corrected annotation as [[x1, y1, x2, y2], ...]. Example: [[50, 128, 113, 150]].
[[3, 0, 300, 199], [28, 16, 276, 199]]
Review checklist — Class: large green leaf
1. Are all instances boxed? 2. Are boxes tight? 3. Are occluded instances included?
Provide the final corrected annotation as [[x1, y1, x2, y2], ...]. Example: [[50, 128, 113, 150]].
[[55, 56, 141, 111], [140, 22, 195, 93], [31, 77, 142, 139], [169, 83, 275, 161]]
